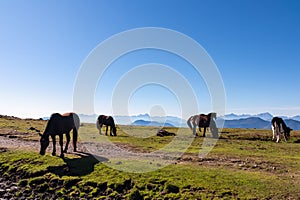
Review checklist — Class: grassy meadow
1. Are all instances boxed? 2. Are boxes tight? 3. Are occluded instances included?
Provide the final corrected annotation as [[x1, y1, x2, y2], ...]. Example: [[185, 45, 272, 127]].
[[0, 116, 300, 199]]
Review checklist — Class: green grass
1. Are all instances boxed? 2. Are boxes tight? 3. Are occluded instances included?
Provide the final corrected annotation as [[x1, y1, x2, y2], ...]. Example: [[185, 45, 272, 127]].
[[1, 150, 299, 199], [1, 117, 300, 199]]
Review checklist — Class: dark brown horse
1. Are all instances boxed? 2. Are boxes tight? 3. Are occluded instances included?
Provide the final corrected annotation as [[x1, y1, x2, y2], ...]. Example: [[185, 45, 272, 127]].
[[39, 113, 80, 158], [187, 112, 218, 138], [97, 115, 117, 136]]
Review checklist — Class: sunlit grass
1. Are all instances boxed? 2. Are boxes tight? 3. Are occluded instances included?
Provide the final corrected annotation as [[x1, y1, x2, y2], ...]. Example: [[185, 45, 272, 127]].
[[1, 118, 300, 198]]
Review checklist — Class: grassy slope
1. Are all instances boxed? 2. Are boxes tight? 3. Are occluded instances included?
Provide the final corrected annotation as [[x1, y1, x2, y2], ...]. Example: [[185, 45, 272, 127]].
[[1, 118, 300, 199]]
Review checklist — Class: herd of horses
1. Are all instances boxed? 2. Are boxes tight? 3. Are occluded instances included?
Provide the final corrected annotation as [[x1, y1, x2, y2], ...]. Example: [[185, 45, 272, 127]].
[[38, 112, 293, 158]]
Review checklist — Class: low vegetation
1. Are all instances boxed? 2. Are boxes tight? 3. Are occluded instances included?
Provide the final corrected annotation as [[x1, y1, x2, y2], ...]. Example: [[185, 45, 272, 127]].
[[0, 116, 300, 199]]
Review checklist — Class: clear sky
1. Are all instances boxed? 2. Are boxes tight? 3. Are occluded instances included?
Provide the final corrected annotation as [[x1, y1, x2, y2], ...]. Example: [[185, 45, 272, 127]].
[[0, 0, 300, 119]]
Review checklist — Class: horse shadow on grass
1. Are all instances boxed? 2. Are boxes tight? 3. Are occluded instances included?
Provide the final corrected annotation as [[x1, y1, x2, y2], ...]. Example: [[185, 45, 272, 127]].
[[47, 151, 108, 177]]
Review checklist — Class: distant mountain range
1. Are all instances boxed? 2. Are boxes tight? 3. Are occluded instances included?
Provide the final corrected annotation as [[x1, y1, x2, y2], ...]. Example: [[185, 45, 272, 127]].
[[44, 112, 300, 130], [217, 117, 300, 130], [216, 117, 270, 129], [131, 120, 174, 127], [221, 112, 300, 122], [74, 113, 186, 127]]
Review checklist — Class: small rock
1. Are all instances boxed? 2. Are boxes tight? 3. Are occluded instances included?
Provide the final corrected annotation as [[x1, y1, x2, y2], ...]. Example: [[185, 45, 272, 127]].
[[238, 162, 245, 167], [10, 186, 18, 191]]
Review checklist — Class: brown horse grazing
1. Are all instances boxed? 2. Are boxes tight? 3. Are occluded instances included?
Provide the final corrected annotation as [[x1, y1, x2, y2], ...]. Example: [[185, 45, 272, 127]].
[[97, 115, 117, 136], [39, 113, 80, 158], [271, 117, 292, 142], [187, 112, 218, 138]]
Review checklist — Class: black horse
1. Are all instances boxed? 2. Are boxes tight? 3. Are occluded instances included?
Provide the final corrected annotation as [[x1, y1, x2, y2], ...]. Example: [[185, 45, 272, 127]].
[[271, 117, 292, 142], [39, 113, 80, 158], [187, 112, 218, 138], [96, 115, 117, 136]]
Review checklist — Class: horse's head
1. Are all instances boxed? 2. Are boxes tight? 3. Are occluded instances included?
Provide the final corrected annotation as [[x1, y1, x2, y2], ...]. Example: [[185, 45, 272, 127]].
[[39, 133, 50, 155], [112, 126, 117, 136]]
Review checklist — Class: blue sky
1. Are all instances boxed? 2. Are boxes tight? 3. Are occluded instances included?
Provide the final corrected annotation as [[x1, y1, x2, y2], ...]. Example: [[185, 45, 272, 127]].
[[0, 0, 300, 118]]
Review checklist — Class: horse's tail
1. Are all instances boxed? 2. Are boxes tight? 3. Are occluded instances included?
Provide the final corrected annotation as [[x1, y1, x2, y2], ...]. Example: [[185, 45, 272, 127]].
[[72, 113, 80, 151], [187, 116, 193, 130], [111, 117, 117, 136], [96, 116, 101, 130]]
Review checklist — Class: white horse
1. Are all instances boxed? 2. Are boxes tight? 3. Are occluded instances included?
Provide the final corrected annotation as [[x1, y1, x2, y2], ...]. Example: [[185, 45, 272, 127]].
[[271, 117, 292, 142]]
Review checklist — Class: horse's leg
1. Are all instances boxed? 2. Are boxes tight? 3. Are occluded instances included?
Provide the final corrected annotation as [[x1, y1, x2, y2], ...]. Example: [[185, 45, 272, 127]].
[[192, 121, 197, 136], [105, 125, 108, 136], [59, 134, 64, 158], [280, 124, 288, 142], [272, 126, 275, 141], [203, 127, 206, 137], [64, 132, 70, 153], [51, 135, 56, 156], [99, 124, 102, 134], [113, 126, 117, 136], [276, 127, 280, 143], [73, 128, 78, 152], [110, 126, 113, 136], [283, 129, 288, 142], [283, 133, 287, 142], [193, 126, 197, 136]]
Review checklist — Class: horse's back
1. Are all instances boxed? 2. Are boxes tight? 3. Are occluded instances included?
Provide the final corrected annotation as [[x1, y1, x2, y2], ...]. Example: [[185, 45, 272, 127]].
[[98, 115, 115, 126], [47, 113, 80, 134], [272, 117, 284, 127]]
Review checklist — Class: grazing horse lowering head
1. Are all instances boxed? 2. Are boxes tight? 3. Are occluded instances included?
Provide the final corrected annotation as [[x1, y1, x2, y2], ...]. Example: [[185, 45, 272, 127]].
[[39, 113, 80, 157], [271, 117, 293, 142], [39, 133, 50, 155], [97, 115, 117, 136], [187, 112, 218, 138]]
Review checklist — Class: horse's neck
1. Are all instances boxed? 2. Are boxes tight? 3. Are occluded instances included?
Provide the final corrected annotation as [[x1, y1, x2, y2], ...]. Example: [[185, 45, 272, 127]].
[[281, 121, 288, 131], [44, 120, 53, 135], [44, 117, 60, 135], [42, 131, 51, 137]]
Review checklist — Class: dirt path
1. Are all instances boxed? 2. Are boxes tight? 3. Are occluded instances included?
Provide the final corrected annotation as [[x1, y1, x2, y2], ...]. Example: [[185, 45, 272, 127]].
[[0, 132, 292, 175]]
